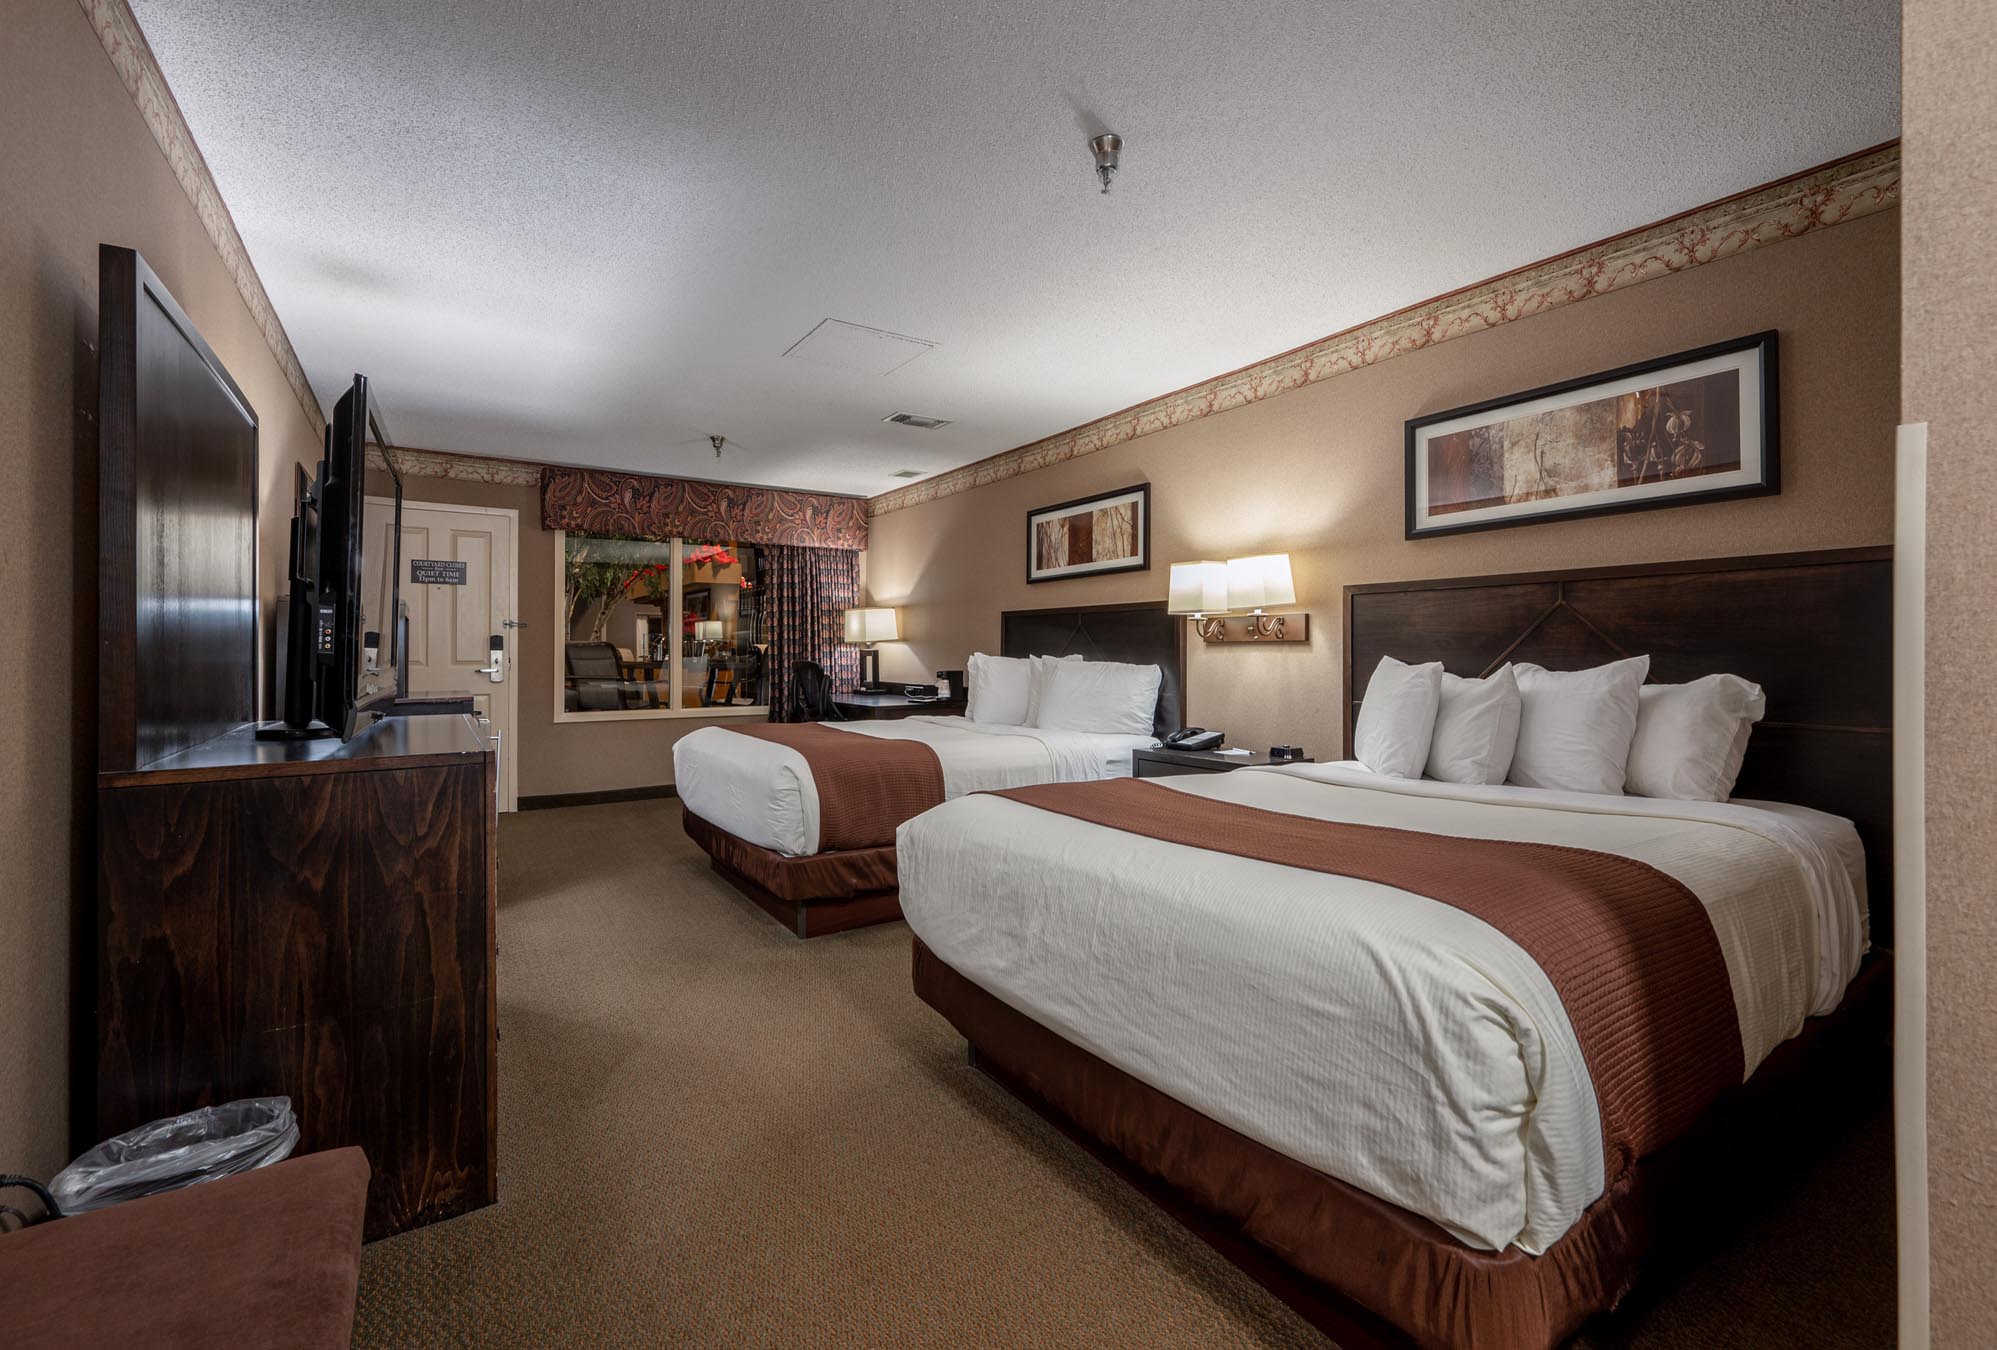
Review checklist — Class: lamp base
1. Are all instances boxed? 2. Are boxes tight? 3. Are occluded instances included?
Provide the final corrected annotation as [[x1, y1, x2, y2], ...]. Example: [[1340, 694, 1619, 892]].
[[1193, 613, 1310, 643], [858, 646, 882, 689]]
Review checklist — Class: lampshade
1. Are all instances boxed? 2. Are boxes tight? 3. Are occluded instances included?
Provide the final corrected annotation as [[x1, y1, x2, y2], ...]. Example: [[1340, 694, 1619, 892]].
[[842, 606, 899, 643], [693, 620, 724, 642], [1166, 561, 1230, 615], [1225, 554, 1297, 612]]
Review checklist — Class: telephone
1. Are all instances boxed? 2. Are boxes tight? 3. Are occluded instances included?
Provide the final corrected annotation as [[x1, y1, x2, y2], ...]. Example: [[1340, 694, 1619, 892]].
[[1162, 726, 1225, 752]]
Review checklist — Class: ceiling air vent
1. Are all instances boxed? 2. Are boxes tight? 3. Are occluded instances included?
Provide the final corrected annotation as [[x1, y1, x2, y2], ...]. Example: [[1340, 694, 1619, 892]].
[[883, 411, 953, 430], [889, 469, 922, 479]]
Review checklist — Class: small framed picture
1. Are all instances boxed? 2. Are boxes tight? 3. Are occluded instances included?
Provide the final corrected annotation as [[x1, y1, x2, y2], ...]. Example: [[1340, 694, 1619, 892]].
[[1025, 483, 1151, 583], [1406, 331, 1779, 539]]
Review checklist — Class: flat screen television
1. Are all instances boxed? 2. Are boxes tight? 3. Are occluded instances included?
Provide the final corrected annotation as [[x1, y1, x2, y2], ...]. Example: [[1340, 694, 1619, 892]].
[[260, 374, 402, 741]]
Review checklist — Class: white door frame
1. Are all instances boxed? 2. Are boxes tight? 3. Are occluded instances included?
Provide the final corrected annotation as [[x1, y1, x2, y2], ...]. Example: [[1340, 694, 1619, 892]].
[[374, 497, 522, 811]]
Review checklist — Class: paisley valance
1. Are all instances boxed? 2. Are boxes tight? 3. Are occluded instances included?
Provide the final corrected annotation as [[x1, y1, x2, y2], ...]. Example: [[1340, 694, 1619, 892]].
[[541, 466, 869, 551]]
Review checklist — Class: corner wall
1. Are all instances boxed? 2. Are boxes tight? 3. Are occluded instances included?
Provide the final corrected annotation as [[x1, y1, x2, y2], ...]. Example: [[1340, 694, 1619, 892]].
[[865, 210, 1900, 759], [0, 3, 324, 1174], [1903, 0, 1997, 1342]]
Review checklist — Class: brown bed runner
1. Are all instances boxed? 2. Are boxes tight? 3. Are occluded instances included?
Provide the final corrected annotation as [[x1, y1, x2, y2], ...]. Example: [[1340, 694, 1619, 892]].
[[727, 723, 945, 851], [990, 778, 1744, 1177]]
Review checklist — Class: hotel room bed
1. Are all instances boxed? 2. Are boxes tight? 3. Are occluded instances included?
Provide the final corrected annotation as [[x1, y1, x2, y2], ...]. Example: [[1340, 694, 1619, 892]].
[[675, 601, 1186, 937], [901, 548, 1893, 1350], [675, 716, 1158, 858], [903, 764, 1867, 1253]]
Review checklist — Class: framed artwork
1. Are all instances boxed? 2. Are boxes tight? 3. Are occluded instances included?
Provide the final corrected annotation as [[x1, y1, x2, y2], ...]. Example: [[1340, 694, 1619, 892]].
[[1405, 331, 1778, 539], [1026, 483, 1151, 583]]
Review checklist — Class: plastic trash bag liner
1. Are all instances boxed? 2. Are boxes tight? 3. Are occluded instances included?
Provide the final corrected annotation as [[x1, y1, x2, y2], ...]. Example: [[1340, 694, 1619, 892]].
[[50, 1097, 300, 1214]]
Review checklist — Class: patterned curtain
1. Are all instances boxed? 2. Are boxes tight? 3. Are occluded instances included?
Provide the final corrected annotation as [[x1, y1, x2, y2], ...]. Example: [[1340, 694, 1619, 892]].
[[763, 546, 863, 721]]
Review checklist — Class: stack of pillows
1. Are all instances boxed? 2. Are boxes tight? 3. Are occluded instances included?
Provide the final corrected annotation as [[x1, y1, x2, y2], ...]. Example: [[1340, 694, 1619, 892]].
[[964, 651, 1162, 737], [1352, 654, 1767, 802]]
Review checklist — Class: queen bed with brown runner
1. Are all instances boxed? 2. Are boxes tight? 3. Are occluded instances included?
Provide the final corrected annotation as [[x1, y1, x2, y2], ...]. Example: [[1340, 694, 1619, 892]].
[[675, 601, 1186, 937], [900, 547, 1891, 1350]]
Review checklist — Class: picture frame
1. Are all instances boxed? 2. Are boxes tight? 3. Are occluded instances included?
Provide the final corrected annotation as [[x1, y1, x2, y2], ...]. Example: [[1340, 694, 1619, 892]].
[[1025, 483, 1151, 584], [1405, 331, 1779, 539]]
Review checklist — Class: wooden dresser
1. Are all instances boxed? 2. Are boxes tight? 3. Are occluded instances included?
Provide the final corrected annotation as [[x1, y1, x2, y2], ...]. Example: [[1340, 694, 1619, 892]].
[[89, 247, 499, 1239], [95, 715, 497, 1239]]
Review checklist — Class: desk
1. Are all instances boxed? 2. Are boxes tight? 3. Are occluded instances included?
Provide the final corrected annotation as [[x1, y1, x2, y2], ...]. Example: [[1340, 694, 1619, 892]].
[[832, 691, 968, 720]]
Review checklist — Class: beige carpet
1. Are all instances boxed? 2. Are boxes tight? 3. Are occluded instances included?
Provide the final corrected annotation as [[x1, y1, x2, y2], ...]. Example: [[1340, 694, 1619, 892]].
[[354, 801, 1894, 1347]]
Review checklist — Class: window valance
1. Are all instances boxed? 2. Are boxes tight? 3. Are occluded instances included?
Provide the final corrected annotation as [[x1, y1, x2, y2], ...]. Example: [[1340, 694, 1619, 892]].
[[541, 466, 869, 551]]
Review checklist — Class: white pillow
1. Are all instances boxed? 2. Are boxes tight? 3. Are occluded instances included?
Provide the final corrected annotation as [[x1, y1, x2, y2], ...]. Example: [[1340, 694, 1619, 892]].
[[1425, 666, 1522, 785], [1031, 658, 1162, 737], [1624, 674, 1767, 801], [1508, 657, 1650, 795], [1021, 653, 1085, 726], [965, 652, 1032, 725], [1352, 656, 1443, 779]]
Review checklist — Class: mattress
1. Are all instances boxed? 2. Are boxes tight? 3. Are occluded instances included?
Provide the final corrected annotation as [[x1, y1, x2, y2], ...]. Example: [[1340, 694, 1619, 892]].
[[896, 762, 1867, 1254], [672, 716, 1157, 857]]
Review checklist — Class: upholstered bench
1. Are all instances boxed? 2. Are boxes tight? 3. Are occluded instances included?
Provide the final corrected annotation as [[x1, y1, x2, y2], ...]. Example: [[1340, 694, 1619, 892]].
[[0, 1147, 369, 1349]]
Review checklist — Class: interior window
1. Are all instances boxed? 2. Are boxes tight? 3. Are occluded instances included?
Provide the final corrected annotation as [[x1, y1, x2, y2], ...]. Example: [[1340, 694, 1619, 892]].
[[679, 539, 764, 708], [559, 532, 765, 716]]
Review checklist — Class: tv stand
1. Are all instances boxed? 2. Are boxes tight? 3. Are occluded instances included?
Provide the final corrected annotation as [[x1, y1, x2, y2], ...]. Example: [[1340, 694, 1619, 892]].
[[96, 714, 498, 1239], [252, 718, 337, 741]]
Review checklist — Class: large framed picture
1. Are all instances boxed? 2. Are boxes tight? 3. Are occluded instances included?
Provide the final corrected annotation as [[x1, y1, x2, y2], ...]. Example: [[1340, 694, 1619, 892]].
[[1026, 483, 1150, 583], [1405, 331, 1778, 539]]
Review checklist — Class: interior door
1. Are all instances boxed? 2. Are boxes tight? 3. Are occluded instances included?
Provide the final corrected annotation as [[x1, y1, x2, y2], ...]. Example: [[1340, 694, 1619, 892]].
[[365, 499, 520, 810]]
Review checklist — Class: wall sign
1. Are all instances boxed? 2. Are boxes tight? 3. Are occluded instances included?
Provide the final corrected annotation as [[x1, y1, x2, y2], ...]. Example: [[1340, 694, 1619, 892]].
[[410, 559, 469, 586]]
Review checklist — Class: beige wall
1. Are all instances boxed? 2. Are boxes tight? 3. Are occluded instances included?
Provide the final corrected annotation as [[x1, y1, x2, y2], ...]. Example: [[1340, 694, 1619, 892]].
[[365, 471, 760, 799], [1905, 0, 1997, 1341], [0, 3, 323, 1174], [867, 210, 1900, 760]]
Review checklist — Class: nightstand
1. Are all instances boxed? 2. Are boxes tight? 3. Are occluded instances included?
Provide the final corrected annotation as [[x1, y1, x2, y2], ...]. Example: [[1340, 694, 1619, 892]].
[[1132, 747, 1315, 778]]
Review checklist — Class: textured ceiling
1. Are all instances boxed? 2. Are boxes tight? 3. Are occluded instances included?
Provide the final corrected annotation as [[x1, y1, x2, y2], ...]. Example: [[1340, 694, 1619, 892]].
[[130, 0, 1899, 496]]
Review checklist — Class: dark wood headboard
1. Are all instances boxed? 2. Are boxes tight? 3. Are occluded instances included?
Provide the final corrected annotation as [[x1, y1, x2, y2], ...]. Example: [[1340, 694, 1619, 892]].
[[1001, 601, 1187, 739], [1343, 547, 1892, 943]]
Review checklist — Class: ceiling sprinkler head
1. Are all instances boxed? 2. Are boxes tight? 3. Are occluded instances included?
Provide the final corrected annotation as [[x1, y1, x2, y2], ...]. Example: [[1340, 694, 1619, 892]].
[[1090, 133, 1122, 194], [709, 434, 725, 459]]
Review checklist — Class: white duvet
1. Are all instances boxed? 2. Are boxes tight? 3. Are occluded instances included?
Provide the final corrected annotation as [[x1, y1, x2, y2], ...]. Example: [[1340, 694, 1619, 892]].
[[897, 762, 1867, 1254], [672, 716, 1157, 856]]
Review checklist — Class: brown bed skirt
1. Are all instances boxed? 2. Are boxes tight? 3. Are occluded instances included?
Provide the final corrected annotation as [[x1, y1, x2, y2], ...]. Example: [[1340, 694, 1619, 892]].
[[682, 807, 901, 938], [911, 937, 1890, 1350]]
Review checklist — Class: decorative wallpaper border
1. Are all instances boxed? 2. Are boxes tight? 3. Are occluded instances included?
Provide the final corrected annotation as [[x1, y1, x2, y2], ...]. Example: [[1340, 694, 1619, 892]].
[[868, 142, 1901, 517], [366, 443, 542, 487], [79, 0, 325, 437]]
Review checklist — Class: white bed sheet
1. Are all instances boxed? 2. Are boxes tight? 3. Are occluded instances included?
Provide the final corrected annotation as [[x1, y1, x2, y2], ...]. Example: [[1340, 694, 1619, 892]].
[[671, 716, 1156, 856], [896, 762, 1866, 1254]]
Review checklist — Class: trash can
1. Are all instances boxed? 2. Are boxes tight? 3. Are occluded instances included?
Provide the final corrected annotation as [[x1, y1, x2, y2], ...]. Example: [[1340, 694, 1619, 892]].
[[49, 1097, 300, 1215]]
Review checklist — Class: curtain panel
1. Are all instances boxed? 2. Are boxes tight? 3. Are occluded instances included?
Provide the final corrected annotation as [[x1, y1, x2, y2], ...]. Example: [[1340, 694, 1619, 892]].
[[541, 466, 868, 551], [764, 547, 862, 721]]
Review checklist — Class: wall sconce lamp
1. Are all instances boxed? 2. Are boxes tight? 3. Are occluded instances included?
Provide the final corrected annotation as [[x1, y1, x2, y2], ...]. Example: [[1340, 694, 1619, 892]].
[[843, 606, 900, 688], [1167, 555, 1309, 643]]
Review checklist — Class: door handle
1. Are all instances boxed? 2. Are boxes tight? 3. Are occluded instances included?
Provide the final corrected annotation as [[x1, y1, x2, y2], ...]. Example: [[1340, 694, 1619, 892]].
[[478, 634, 505, 682]]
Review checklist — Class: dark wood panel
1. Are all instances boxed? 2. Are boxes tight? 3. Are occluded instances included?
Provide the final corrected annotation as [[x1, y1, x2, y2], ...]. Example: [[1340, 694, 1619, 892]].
[[97, 246, 258, 773], [1343, 548, 1894, 945], [1000, 600, 1187, 737], [97, 728, 496, 1239]]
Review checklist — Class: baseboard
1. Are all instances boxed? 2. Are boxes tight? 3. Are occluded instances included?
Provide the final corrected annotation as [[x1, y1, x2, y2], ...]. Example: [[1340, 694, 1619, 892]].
[[518, 784, 679, 811]]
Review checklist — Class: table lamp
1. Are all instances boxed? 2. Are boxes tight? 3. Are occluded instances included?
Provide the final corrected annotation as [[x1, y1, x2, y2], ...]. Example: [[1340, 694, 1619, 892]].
[[843, 606, 899, 689]]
